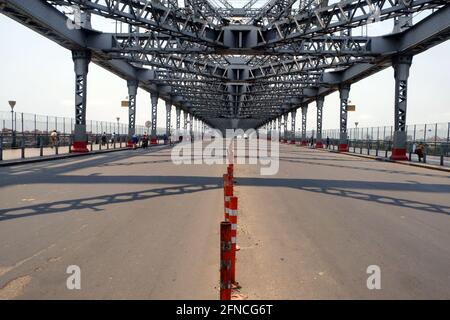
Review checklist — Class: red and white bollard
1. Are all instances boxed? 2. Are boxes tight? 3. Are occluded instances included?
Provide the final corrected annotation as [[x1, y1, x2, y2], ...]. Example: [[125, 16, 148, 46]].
[[229, 196, 238, 285], [223, 174, 233, 221], [220, 221, 232, 300]]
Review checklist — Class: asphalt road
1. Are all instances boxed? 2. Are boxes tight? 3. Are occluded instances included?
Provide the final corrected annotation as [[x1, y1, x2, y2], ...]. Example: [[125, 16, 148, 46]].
[[0, 145, 223, 299], [0, 142, 449, 299], [235, 145, 450, 299]]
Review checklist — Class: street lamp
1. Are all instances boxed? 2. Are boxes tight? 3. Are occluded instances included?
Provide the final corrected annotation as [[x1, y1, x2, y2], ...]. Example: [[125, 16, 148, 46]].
[[8, 101, 16, 147]]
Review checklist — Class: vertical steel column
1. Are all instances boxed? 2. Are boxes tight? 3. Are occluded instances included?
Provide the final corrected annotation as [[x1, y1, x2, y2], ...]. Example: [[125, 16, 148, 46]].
[[189, 113, 194, 141], [283, 113, 288, 143], [127, 80, 138, 146], [71, 50, 91, 153], [277, 116, 282, 141], [390, 55, 412, 160], [268, 120, 273, 141], [183, 110, 188, 138], [290, 110, 296, 144], [176, 107, 181, 139], [316, 96, 324, 148], [150, 92, 158, 144], [338, 84, 351, 152], [301, 105, 308, 146], [165, 100, 172, 140], [270, 120, 274, 140]]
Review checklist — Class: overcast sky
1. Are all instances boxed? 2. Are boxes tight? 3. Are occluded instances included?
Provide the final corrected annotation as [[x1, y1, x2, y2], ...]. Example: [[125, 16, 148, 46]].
[[0, 12, 449, 132]]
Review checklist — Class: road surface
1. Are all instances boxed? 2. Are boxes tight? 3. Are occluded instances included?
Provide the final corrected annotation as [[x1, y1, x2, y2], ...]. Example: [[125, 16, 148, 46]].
[[0, 142, 449, 299]]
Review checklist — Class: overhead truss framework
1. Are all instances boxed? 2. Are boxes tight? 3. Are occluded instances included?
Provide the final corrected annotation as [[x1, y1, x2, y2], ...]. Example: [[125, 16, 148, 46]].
[[1, 0, 450, 130]]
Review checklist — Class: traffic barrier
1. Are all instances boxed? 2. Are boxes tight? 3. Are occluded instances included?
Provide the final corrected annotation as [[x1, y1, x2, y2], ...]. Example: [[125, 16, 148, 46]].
[[223, 174, 233, 221], [227, 164, 233, 179], [220, 221, 232, 300], [221, 163, 242, 299], [228, 196, 238, 285]]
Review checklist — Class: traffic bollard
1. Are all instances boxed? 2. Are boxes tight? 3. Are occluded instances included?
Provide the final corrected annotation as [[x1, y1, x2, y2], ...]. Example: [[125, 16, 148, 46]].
[[227, 165, 234, 180], [223, 174, 233, 221], [229, 196, 238, 285], [220, 221, 232, 300]]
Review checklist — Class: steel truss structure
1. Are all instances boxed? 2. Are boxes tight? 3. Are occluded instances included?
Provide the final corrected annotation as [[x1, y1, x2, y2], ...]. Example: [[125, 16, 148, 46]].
[[0, 0, 450, 153]]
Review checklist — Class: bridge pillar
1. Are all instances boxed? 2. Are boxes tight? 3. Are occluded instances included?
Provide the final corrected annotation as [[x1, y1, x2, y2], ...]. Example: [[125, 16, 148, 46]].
[[391, 55, 412, 160], [315, 96, 324, 148], [290, 110, 296, 144], [150, 92, 158, 145], [268, 120, 273, 140], [301, 105, 308, 146], [278, 116, 282, 142], [71, 50, 91, 153], [338, 84, 351, 152], [183, 110, 188, 138], [127, 80, 138, 147], [271, 120, 275, 140], [283, 113, 288, 143], [176, 107, 181, 140], [189, 113, 194, 141], [165, 100, 172, 142]]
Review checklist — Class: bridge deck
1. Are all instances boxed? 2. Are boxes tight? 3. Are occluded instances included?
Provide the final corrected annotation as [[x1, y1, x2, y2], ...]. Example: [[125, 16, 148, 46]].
[[0, 144, 449, 299]]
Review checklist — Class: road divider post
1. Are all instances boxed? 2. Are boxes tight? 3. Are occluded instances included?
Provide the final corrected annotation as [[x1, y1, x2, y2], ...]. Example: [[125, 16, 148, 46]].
[[229, 196, 238, 285], [220, 221, 232, 300]]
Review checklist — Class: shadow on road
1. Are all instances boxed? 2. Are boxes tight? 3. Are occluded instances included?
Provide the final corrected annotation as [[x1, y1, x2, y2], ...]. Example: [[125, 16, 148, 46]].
[[1, 174, 449, 221], [278, 156, 449, 179], [0, 182, 221, 222]]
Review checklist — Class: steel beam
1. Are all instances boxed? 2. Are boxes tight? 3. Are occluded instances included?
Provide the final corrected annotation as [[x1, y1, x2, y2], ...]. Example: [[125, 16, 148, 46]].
[[338, 84, 351, 152], [290, 109, 296, 144], [391, 55, 413, 160], [301, 105, 308, 146], [166, 100, 172, 139], [151, 92, 159, 144], [71, 50, 91, 153], [127, 80, 138, 141], [315, 96, 324, 148]]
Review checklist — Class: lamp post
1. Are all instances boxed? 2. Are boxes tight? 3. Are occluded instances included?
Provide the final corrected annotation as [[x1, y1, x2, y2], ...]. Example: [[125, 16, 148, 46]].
[[9, 101, 16, 148]]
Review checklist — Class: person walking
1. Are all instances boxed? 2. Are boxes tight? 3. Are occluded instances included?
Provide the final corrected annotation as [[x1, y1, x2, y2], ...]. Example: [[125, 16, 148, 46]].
[[142, 132, 149, 149], [132, 133, 139, 149], [101, 132, 107, 146], [50, 130, 58, 148], [415, 142, 424, 162], [326, 136, 330, 149]]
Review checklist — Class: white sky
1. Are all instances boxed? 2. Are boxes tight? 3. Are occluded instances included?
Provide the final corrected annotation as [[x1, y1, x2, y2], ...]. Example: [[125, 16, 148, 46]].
[[0, 11, 449, 131]]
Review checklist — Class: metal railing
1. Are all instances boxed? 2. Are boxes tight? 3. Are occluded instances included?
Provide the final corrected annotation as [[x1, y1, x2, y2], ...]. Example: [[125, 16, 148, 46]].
[[0, 132, 133, 161], [274, 122, 450, 166], [0, 110, 143, 137]]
